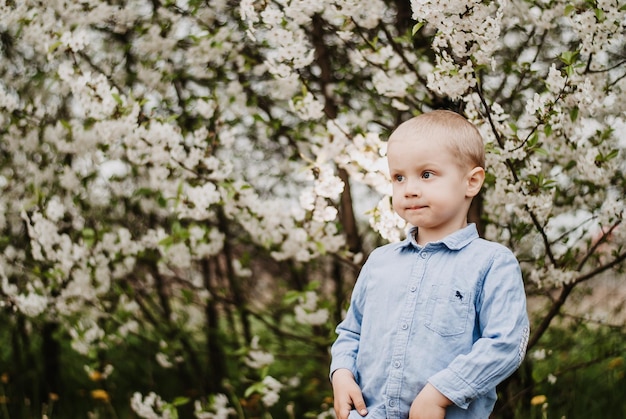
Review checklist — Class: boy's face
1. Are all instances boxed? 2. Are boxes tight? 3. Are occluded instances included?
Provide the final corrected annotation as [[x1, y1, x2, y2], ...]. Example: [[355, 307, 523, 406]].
[[387, 129, 484, 245]]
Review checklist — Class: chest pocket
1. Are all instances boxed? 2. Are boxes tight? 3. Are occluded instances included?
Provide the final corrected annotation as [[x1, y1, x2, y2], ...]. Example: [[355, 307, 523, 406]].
[[424, 285, 471, 336]]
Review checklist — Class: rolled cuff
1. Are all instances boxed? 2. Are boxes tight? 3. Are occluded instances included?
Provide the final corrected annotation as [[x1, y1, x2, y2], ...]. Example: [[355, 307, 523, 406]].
[[329, 355, 358, 382], [428, 368, 479, 409]]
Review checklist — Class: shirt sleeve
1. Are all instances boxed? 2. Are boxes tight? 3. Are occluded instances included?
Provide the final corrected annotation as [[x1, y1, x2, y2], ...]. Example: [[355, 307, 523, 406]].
[[428, 248, 530, 409], [329, 261, 371, 381]]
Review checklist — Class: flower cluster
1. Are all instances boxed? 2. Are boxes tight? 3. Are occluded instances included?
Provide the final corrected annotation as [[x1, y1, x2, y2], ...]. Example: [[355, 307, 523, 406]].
[[194, 394, 235, 419], [412, 0, 504, 98], [294, 291, 329, 326], [130, 392, 174, 419]]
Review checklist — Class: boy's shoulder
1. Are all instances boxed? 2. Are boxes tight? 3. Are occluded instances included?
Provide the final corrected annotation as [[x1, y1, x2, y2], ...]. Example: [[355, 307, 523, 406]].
[[470, 236, 516, 254], [369, 239, 408, 255], [461, 237, 520, 269]]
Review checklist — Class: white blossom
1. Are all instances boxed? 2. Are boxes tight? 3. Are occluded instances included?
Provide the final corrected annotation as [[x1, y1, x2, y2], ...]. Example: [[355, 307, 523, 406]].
[[294, 291, 329, 326], [194, 394, 235, 419], [156, 352, 173, 368], [260, 375, 283, 407], [531, 348, 547, 361], [69, 321, 105, 356], [289, 92, 325, 120], [245, 336, 275, 369], [0, 83, 20, 112], [232, 259, 252, 278], [372, 70, 416, 98], [130, 392, 172, 419], [313, 166, 344, 199], [59, 27, 90, 52], [369, 196, 406, 243], [14, 292, 48, 317], [45, 196, 65, 222], [295, 305, 329, 326], [545, 64, 567, 93]]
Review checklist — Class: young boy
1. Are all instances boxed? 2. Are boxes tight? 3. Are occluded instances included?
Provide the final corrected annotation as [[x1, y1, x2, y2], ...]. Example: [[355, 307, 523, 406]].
[[330, 110, 529, 419]]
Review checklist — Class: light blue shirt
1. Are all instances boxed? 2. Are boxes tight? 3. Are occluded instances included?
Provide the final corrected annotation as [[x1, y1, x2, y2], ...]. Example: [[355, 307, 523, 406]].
[[330, 224, 529, 419]]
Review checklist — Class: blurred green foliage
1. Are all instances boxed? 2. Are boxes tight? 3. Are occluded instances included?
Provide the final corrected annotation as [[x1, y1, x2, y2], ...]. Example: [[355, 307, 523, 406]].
[[2, 308, 625, 418]]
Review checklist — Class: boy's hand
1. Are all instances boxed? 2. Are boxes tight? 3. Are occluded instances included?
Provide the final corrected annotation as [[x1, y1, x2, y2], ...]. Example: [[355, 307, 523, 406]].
[[331, 368, 368, 419], [409, 383, 452, 419]]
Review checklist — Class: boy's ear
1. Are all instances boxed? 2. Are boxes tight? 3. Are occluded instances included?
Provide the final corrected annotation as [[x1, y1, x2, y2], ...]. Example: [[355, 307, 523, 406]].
[[466, 167, 485, 198]]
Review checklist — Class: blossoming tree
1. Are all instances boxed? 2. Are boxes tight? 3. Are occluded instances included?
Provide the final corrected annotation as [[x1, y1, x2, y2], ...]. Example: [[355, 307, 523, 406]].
[[0, 0, 624, 417]]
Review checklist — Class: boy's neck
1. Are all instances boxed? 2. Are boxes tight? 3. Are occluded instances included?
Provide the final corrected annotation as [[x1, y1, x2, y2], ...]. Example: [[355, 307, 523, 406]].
[[414, 222, 469, 246]]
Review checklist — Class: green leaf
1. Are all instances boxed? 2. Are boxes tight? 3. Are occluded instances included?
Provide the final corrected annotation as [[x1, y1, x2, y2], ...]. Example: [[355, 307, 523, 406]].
[[112, 93, 123, 106], [82, 228, 96, 246], [60, 119, 72, 130], [560, 51, 579, 66], [605, 149, 619, 160], [163, 406, 179, 419], [172, 397, 190, 407], [49, 41, 63, 53], [594, 8, 605, 22], [306, 280, 321, 291], [543, 124, 552, 136], [412, 22, 424, 36], [158, 236, 174, 247], [283, 290, 302, 305], [244, 382, 266, 398]]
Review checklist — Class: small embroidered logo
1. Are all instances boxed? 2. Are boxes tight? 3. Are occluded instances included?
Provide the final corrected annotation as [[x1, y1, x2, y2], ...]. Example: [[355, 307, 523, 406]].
[[455, 290, 463, 301]]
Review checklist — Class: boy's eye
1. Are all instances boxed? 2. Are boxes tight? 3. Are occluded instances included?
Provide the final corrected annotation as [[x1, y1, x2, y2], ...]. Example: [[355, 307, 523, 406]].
[[422, 171, 433, 179], [394, 174, 405, 182]]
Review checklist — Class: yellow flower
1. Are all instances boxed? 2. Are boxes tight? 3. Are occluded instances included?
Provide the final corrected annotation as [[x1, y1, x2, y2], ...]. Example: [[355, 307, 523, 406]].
[[89, 370, 103, 382], [607, 357, 624, 370], [530, 395, 547, 406], [91, 389, 110, 402], [1, 373, 8, 384]]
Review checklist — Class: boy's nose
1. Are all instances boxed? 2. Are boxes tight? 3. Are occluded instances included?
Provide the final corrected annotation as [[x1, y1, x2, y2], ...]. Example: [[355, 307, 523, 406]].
[[404, 178, 421, 197]]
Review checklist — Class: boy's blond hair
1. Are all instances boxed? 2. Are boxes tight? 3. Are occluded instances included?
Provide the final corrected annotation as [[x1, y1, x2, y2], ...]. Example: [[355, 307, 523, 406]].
[[390, 110, 485, 170]]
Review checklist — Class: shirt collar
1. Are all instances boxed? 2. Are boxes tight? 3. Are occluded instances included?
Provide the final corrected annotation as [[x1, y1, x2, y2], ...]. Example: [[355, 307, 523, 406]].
[[398, 224, 479, 251]]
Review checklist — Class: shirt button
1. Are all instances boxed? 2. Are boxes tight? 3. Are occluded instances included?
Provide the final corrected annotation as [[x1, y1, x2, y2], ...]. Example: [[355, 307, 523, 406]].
[[389, 399, 396, 407], [401, 323, 408, 330], [420, 252, 428, 259], [409, 285, 416, 292]]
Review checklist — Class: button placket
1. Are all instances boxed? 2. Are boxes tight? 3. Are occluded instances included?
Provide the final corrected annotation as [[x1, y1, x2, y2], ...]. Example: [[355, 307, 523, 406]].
[[385, 249, 427, 418]]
